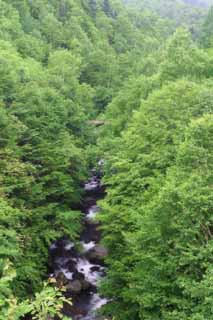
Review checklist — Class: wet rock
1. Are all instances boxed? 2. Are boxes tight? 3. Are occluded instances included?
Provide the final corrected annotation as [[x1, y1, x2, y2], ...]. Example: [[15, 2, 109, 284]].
[[81, 279, 92, 290], [86, 245, 108, 263], [86, 217, 99, 225], [66, 259, 77, 272], [65, 305, 87, 318], [90, 266, 101, 272], [81, 222, 101, 243], [66, 280, 82, 293], [83, 197, 97, 209], [50, 238, 77, 257], [74, 312, 87, 320], [73, 271, 85, 281], [56, 272, 69, 286], [90, 233, 101, 242]]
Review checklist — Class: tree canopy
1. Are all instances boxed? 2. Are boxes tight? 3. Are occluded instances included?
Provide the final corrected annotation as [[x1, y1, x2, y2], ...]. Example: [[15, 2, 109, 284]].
[[0, 0, 212, 319]]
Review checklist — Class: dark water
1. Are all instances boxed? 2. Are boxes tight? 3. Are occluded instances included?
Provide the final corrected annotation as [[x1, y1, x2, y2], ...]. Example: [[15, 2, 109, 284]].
[[49, 167, 107, 319]]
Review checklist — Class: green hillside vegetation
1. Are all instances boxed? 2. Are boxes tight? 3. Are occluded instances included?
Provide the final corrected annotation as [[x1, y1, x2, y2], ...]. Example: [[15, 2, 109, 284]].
[[97, 9, 213, 320], [0, 0, 212, 319], [124, 0, 208, 36]]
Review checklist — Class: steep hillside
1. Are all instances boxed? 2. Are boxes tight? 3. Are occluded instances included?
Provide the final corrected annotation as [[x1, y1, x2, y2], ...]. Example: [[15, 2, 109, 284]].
[[97, 6, 213, 320], [0, 0, 212, 319], [124, 0, 207, 35], [0, 0, 173, 318]]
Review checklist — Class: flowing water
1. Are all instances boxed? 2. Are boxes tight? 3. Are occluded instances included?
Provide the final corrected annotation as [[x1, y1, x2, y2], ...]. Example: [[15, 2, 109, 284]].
[[49, 167, 107, 319]]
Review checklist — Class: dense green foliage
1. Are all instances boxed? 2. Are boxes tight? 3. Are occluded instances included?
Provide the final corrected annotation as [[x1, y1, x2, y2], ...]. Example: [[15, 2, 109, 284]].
[[200, 6, 213, 46], [0, 0, 212, 319], [97, 6, 213, 320], [99, 81, 213, 319], [0, 264, 70, 320], [124, 0, 209, 36]]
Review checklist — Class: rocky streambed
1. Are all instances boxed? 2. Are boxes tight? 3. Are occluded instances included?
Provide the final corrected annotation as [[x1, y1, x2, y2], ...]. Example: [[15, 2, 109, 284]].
[[49, 168, 107, 319]]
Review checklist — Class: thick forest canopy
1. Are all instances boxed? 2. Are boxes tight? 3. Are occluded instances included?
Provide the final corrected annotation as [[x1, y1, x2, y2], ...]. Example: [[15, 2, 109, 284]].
[[124, 0, 213, 36], [0, 0, 212, 319], [97, 4, 213, 320]]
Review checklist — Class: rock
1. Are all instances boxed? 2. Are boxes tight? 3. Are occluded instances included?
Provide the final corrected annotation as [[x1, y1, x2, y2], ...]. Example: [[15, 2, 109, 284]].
[[73, 271, 85, 281], [66, 280, 82, 293], [66, 259, 77, 272], [74, 313, 87, 320], [83, 197, 97, 209], [81, 279, 91, 290], [56, 272, 69, 286], [90, 265, 101, 272], [86, 218, 99, 225], [86, 245, 108, 263], [90, 233, 101, 242]]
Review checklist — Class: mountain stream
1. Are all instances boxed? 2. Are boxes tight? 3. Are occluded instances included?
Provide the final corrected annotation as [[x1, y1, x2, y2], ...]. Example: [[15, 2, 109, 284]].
[[49, 167, 107, 320]]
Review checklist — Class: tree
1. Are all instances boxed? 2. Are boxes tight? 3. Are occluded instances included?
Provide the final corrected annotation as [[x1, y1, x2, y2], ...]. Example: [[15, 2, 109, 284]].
[[200, 6, 213, 47], [126, 114, 213, 319], [160, 28, 211, 81], [98, 81, 213, 319]]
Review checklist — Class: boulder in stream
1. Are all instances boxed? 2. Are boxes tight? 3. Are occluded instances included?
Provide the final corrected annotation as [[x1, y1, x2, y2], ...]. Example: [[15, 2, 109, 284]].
[[86, 245, 108, 263], [73, 270, 85, 281], [66, 259, 77, 272], [66, 278, 92, 293], [81, 279, 92, 290], [66, 280, 82, 293]]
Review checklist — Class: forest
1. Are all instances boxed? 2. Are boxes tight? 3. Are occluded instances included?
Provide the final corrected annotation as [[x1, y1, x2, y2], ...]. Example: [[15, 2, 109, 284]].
[[0, 0, 212, 319]]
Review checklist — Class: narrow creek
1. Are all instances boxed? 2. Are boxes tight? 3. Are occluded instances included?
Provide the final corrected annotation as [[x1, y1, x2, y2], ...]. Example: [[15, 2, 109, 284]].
[[49, 164, 107, 319]]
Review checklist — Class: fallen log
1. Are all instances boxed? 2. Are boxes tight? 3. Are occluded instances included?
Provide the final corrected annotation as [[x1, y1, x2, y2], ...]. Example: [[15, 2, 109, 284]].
[[87, 120, 105, 126]]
